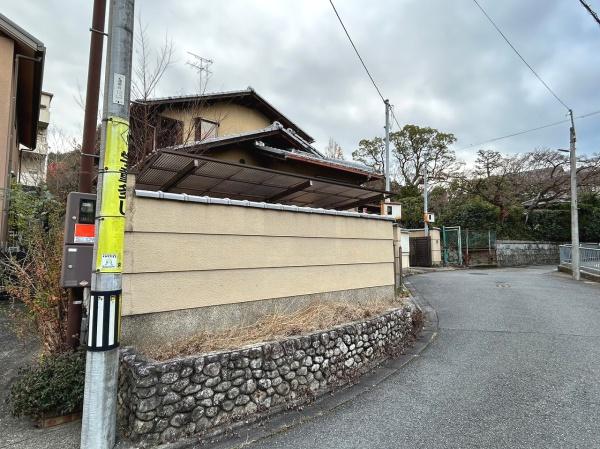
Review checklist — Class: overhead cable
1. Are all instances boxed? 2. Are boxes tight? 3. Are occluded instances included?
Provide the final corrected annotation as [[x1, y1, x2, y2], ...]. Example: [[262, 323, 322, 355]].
[[456, 109, 600, 151], [328, 0, 386, 103], [472, 0, 571, 111], [578, 0, 600, 28]]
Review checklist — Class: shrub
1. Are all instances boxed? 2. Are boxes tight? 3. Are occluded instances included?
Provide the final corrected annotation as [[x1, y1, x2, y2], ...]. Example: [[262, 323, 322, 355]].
[[10, 351, 85, 420], [438, 197, 500, 230], [1, 184, 69, 353]]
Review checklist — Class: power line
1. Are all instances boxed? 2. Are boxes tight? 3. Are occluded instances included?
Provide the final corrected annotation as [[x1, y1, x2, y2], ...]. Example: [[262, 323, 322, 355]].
[[328, 0, 386, 103], [328, 1, 405, 135], [390, 107, 403, 133], [472, 0, 571, 111], [456, 109, 600, 151], [578, 0, 600, 27]]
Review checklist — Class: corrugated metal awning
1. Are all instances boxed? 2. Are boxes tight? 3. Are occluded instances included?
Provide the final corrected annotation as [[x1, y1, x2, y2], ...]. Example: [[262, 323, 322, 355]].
[[135, 149, 389, 210]]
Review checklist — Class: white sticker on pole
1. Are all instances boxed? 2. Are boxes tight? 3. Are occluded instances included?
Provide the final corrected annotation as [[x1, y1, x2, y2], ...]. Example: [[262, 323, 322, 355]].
[[113, 73, 126, 105], [101, 254, 118, 269]]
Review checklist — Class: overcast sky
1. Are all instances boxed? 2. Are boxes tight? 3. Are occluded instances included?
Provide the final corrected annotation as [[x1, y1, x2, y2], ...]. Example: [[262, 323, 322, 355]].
[[4, 0, 600, 163]]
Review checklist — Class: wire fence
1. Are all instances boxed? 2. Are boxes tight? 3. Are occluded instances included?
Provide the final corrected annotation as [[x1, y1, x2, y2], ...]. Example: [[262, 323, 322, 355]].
[[442, 227, 497, 266], [559, 244, 600, 275]]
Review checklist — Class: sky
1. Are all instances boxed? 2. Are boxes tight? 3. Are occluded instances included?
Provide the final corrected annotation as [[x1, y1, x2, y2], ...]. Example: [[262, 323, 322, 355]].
[[3, 0, 600, 164]]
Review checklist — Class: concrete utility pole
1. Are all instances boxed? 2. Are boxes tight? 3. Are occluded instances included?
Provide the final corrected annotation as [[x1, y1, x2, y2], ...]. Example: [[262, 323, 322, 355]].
[[384, 99, 391, 193], [80, 1, 134, 448], [569, 109, 580, 281], [423, 149, 429, 237]]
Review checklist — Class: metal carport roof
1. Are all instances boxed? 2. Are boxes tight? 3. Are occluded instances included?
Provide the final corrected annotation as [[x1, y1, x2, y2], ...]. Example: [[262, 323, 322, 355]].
[[134, 149, 389, 210]]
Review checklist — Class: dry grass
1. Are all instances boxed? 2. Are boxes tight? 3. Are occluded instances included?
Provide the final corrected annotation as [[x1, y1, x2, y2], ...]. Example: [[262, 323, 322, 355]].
[[144, 299, 406, 361]]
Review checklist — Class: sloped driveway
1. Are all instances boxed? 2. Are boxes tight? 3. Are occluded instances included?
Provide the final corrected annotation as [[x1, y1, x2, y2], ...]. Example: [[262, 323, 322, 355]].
[[235, 266, 600, 449]]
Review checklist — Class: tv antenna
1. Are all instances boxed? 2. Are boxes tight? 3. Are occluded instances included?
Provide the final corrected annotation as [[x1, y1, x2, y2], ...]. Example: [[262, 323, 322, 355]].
[[187, 52, 213, 93]]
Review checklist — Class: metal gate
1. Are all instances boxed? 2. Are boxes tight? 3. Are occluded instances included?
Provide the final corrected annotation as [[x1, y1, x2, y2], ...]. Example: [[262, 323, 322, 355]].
[[442, 226, 462, 265], [463, 229, 497, 266], [409, 236, 432, 267], [442, 226, 497, 266]]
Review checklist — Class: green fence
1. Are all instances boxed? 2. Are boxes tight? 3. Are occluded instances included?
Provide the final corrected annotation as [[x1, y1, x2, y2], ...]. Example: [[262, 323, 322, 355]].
[[442, 227, 497, 266]]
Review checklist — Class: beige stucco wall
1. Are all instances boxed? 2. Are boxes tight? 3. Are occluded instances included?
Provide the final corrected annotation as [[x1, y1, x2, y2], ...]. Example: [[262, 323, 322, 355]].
[[160, 102, 272, 144], [408, 228, 442, 265], [122, 192, 395, 317], [0, 36, 15, 242], [399, 228, 410, 270]]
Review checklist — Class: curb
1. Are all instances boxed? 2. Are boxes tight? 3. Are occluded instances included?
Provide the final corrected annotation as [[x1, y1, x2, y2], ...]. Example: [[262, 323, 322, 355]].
[[139, 293, 438, 449]]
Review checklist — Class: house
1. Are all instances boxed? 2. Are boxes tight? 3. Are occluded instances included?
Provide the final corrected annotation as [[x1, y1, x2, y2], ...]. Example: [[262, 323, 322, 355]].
[[19, 91, 52, 186], [129, 88, 385, 209], [0, 14, 46, 241], [120, 89, 397, 344]]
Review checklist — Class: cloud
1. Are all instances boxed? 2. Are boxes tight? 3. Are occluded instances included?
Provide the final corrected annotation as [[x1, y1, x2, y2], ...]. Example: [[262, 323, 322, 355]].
[[3, 0, 599, 161]]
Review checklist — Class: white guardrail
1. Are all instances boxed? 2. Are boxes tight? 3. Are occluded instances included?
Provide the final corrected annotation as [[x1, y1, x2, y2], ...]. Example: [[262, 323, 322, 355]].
[[559, 244, 600, 275]]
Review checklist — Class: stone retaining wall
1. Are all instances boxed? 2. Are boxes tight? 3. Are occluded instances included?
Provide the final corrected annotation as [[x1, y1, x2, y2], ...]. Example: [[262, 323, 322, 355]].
[[118, 305, 418, 446], [496, 240, 560, 266]]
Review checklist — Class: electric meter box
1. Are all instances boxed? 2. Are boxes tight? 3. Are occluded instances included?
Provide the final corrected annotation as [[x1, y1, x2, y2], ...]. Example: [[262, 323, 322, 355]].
[[60, 192, 96, 288], [381, 201, 402, 220]]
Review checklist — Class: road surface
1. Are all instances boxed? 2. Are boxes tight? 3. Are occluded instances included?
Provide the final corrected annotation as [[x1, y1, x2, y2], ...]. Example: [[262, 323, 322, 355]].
[[233, 266, 600, 449]]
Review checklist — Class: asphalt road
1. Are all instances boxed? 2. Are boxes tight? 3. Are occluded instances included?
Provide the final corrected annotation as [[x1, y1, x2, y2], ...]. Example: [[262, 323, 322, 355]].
[[235, 266, 600, 449]]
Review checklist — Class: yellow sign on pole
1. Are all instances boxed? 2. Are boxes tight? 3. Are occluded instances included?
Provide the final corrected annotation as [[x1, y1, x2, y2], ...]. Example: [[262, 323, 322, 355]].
[[95, 116, 129, 273]]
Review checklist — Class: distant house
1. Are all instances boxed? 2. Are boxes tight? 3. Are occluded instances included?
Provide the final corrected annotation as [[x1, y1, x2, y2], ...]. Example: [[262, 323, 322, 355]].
[[129, 88, 384, 207], [20, 90, 52, 186], [0, 14, 46, 241]]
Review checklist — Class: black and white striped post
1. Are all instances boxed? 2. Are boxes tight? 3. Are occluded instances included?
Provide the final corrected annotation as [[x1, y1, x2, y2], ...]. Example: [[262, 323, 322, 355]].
[[87, 290, 122, 351]]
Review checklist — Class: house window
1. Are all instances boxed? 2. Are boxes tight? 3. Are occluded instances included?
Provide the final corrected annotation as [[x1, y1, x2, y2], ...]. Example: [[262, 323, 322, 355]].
[[194, 118, 219, 141], [156, 116, 183, 148]]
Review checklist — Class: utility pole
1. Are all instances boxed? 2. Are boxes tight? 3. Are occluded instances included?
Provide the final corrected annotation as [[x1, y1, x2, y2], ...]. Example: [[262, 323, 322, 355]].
[[79, 0, 106, 193], [384, 99, 390, 193], [569, 109, 580, 281], [80, 1, 134, 448], [423, 149, 429, 237], [65, 0, 107, 351]]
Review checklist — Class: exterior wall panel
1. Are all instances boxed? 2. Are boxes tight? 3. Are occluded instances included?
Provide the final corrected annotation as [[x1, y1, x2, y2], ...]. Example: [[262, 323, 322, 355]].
[[160, 103, 272, 143], [123, 192, 395, 317], [0, 37, 15, 242]]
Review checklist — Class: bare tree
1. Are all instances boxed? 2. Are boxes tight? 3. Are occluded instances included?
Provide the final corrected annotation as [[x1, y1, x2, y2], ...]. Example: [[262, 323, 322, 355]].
[[128, 16, 175, 166], [459, 149, 525, 219], [458, 148, 600, 222], [128, 16, 234, 167], [520, 148, 600, 222], [131, 16, 175, 102], [324, 138, 345, 160], [45, 128, 83, 202]]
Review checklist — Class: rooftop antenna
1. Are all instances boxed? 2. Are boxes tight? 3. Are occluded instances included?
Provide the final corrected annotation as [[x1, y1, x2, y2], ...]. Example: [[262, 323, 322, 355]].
[[186, 51, 213, 94]]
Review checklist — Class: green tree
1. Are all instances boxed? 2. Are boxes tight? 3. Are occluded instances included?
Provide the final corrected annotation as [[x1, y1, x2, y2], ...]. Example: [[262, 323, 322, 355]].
[[579, 192, 600, 242], [391, 124, 459, 187], [352, 136, 385, 174], [399, 196, 424, 228], [438, 197, 500, 230]]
